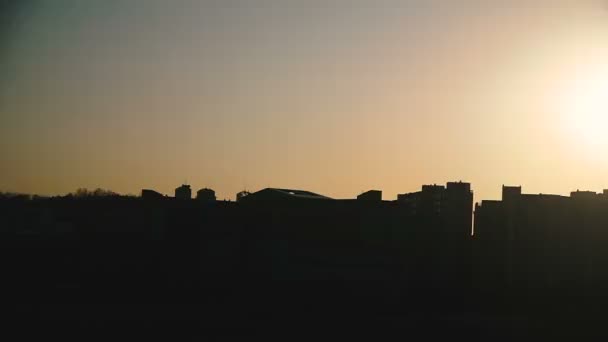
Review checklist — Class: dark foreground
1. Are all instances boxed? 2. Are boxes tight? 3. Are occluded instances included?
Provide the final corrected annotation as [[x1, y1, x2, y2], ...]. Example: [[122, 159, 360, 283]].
[[2, 197, 608, 340]]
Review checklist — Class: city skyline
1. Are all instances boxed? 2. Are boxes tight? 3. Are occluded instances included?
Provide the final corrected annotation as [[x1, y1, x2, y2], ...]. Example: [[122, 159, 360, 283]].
[[10, 179, 606, 205], [2, 1, 608, 201]]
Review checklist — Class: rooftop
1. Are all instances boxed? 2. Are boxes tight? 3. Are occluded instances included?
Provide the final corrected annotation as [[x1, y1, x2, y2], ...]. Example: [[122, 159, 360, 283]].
[[267, 188, 332, 200]]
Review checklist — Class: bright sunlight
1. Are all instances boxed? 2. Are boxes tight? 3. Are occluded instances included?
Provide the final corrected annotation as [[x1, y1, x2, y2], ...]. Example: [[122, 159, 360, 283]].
[[561, 66, 608, 151]]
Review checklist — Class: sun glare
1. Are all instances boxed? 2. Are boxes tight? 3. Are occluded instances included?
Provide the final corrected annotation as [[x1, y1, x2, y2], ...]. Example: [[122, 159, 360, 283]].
[[561, 68, 608, 150]]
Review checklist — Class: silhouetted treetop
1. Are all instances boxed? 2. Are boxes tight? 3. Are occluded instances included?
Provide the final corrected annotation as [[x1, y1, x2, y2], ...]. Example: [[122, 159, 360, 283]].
[[70, 188, 119, 198], [0, 192, 31, 200]]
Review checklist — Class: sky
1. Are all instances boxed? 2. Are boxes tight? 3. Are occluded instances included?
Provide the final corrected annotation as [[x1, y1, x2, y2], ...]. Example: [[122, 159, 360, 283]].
[[1, 0, 608, 201]]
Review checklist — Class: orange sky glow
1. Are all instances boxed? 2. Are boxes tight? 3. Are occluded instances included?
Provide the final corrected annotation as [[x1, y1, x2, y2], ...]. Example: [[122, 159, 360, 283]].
[[1, 1, 607, 201]]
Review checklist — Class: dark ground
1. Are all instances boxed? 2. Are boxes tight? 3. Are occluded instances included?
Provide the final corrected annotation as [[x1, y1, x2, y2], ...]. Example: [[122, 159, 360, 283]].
[[2, 197, 608, 340]]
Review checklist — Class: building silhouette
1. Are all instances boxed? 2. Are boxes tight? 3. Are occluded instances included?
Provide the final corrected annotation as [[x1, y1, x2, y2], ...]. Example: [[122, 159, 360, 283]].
[[398, 181, 473, 236], [236, 190, 251, 202], [357, 190, 382, 201], [175, 184, 192, 200], [474, 185, 608, 294], [196, 188, 216, 201], [9, 179, 608, 336], [238, 188, 332, 202], [400, 184, 446, 216], [141, 189, 164, 200]]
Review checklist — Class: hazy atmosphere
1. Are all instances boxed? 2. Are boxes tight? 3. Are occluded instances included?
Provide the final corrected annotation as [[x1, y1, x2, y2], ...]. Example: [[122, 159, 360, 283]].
[[2, 0, 608, 200]]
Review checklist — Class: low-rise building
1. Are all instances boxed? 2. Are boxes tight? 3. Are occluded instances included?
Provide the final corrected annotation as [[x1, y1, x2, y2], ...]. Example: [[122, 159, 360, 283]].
[[357, 190, 382, 201], [175, 184, 192, 200], [197, 188, 216, 201]]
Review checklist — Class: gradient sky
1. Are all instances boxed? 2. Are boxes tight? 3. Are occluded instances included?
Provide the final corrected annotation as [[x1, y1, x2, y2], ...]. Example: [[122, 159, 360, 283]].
[[1, 0, 608, 201]]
